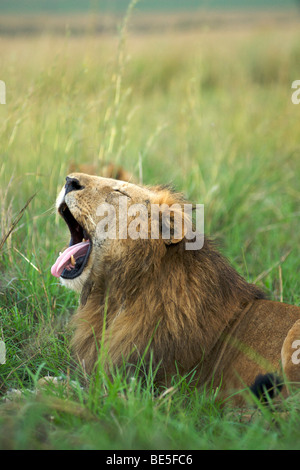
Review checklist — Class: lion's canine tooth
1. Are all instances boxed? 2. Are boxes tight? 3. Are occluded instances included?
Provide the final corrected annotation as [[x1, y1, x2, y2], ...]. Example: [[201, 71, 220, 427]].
[[70, 255, 76, 266], [82, 238, 87, 243]]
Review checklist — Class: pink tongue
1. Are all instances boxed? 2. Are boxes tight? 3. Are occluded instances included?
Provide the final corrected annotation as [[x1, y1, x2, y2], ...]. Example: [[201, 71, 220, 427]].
[[51, 240, 90, 278]]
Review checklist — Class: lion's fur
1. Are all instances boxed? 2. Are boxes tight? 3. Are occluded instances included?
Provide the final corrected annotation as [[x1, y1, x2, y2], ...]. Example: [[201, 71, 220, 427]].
[[55, 173, 300, 404]]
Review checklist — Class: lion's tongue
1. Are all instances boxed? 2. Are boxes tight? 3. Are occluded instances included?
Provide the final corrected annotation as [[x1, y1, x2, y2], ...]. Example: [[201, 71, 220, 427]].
[[51, 240, 90, 278]]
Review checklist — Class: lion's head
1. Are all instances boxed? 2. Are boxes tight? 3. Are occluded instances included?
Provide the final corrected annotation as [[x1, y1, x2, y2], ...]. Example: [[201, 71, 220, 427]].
[[51, 173, 191, 294]]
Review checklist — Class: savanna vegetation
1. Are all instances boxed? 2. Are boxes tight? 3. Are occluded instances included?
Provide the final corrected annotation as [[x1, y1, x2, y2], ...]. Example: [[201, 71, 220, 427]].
[[0, 2, 300, 450]]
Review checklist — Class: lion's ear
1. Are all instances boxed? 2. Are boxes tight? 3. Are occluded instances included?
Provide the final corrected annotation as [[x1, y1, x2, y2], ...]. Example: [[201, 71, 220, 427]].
[[160, 205, 185, 245]]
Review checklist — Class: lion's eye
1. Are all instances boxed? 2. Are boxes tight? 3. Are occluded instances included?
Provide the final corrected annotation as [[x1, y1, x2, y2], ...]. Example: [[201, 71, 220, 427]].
[[113, 188, 131, 198]]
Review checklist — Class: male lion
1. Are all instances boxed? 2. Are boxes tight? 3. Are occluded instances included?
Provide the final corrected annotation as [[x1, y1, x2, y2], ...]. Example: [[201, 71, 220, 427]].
[[51, 173, 300, 404]]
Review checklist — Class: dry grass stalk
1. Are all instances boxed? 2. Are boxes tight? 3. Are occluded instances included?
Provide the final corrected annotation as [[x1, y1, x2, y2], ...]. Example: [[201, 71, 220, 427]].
[[0, 193, 36, 253]]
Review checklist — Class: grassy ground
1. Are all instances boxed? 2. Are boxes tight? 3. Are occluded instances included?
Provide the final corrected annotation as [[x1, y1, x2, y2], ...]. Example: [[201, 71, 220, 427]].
[[0, 7, 300, 450]]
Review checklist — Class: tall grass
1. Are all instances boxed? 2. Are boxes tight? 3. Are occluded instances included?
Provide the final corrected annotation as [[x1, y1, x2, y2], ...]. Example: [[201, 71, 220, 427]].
[[0, 8, 300, 449]]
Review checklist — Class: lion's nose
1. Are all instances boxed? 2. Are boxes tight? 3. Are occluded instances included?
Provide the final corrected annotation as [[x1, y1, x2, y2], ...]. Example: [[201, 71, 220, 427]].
[[65, 177, 84, 195]]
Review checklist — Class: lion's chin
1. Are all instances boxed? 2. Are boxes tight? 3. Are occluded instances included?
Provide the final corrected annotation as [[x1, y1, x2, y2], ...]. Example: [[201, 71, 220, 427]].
[[60, 266, 91, 293]]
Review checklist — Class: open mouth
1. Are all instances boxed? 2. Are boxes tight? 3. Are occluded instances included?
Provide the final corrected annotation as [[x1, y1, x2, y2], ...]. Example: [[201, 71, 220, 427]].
[[51, 203, 91, 279]]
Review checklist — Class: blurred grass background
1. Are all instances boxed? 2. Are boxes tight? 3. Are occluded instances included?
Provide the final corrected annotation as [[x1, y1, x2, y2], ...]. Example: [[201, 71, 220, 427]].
[[0, 0, 300, 450]]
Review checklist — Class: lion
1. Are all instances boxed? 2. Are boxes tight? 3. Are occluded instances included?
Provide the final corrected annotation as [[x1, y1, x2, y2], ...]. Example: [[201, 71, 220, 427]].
[[51, 173, 300, 405]]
